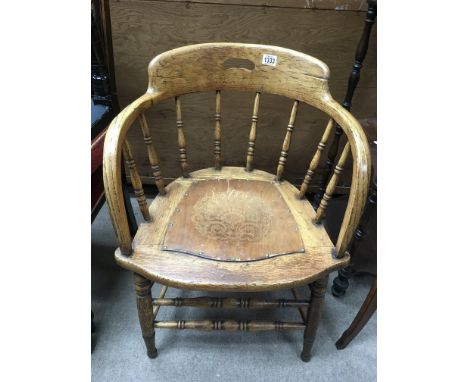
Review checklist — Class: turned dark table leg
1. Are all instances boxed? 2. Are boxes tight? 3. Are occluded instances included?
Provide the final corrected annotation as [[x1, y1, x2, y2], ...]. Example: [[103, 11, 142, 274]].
[[336, 278, 377, 349], [332, 266, 353, 297], [301, 275, 328, 362], [121, 158, 138, 236], [92, 310, 96, 333], [134, 273, 157, 358], [331, 219, 370, 297], [332, 167, 377, 297], [313, 0, 377, 208]]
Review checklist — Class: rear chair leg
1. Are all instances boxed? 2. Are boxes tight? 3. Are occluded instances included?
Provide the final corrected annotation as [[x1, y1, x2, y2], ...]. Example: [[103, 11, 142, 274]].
[[301, 275, 329, 362], [134, 273, 157, 358]]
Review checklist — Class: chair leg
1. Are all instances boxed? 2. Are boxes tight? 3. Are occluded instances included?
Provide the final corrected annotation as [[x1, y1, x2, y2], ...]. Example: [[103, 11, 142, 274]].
[[335, 278, 377, 349], [134, 273, 157, 358], [332, 266, 353, 297], [300, 275, 328, 362]]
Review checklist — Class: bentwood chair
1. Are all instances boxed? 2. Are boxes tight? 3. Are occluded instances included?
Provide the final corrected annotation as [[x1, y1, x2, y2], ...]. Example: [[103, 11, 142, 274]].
[[103, 43, 371, 361]]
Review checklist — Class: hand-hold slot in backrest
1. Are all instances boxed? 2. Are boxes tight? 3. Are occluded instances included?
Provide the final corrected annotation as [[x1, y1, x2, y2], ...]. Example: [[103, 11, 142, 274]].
[[223, 58, 255, 71]]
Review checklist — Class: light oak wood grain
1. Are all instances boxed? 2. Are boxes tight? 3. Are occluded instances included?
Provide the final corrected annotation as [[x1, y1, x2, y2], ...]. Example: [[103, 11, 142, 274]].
[[299, 118, 334, 198], [315, 142, 350, 223], [114, 167, 349, 291], [162, 178, 305, 262], [276, 100, 299, 180], [138, 113, 166, 195], [245, 92, 260, 171], [175, 96, 189, 177], [213, 90, 222, 169]]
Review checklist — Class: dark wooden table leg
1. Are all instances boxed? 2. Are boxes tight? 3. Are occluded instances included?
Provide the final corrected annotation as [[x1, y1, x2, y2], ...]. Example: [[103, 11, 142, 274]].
[[335, 278, 377, 349], [332, 266, 353, 297], [332, 164, 377, 297], [91, 310, 97, 352], [134, 273, 158, 358], [92, 310, 96, 333], [313, 0, 377, 208], [121, 158, 138, 236], [301, 275, 328, 362]]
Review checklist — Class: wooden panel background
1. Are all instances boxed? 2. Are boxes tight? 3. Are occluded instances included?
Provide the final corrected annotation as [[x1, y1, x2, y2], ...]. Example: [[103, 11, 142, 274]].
[[109, 0, 376, 191]]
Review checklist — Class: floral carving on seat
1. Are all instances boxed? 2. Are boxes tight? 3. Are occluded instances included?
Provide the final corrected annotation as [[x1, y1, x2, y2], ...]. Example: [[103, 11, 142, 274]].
[[191, 188, 273, 243]]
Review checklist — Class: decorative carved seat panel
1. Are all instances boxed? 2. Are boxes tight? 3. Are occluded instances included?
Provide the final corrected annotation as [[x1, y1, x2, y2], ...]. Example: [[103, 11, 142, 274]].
[[163, 178, 304, 262], [124, 167, 342, 292]]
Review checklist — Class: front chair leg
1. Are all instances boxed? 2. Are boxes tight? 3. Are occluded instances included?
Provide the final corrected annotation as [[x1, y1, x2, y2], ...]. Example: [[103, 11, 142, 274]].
[[134, 273, 157, 358], [301, 275, 329, 362]]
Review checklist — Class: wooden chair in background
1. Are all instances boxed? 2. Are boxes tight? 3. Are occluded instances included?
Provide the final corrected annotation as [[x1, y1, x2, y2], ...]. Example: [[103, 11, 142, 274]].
[[103, 43, 371, 361]]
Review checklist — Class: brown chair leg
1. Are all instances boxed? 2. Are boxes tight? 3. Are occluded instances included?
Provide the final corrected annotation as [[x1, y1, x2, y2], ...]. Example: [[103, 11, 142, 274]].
[[134, 273, 157, 358], [335, 277, 376, 350], [301, 275, 328, 362]]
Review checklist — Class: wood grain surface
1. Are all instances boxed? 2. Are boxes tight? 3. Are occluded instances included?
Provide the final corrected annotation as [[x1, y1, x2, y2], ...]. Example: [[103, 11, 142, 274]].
[[151, 0, 369, 11], [114, 167, 347, 292], [109, 0, 376, 186], [163, 178, 304, 261]]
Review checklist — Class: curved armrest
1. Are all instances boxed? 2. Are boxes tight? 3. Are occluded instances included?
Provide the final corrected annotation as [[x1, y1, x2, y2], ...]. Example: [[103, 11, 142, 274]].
[[321, 99, 371, 257], [102, 93, 154, 255]]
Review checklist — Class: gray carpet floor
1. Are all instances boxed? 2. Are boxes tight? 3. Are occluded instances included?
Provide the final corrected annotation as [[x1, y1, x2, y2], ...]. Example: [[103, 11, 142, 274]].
[[92, 199, 376, 382]]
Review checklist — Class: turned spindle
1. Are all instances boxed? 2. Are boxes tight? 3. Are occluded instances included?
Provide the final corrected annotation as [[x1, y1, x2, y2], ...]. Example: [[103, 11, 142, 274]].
[[152, 297, 309, 309], [245, 92, 260, 172], [291, 288, 307, 322], [154, 320, 305, 331], [138, 113, 166, 195], [276, 100, 299, 181], [213, 90, 222, 170], [298, 119, 334, 199], [152, 285, 168, 318], [313, 0, 376, 207], [122, 140, 151, 221], [175, 96, 189, 177], [315, 143, 350, 224]]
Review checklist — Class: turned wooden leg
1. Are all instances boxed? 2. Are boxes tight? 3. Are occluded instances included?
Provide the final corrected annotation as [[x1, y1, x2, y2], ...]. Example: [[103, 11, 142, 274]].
[[336, 278, 377, 349], [91, 310, 96, 333], [332, 266, 353, 297], [134, 273, 157, 358], [301, 275, 328, 362]]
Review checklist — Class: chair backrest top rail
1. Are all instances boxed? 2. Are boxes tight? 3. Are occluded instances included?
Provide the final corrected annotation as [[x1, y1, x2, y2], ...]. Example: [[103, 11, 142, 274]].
[[147, 43, 330, 102]]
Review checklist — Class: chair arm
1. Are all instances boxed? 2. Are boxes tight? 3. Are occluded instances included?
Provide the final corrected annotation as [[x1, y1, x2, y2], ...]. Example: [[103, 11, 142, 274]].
[[321, 99, 372, 257], [102, 93, 154, 255]]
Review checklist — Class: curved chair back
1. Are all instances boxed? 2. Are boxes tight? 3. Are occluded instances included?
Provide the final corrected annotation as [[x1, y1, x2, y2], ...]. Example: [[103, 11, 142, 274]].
[[103, 43, 371, 257]]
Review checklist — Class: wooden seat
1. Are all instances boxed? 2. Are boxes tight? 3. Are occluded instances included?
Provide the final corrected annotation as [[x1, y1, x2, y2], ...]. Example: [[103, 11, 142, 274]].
[[103, 43, 371, 361], [116, 167, 347, 292]]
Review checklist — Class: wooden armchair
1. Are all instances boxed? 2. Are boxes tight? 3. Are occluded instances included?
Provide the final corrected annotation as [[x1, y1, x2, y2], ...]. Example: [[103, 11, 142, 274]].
[[103, 43, 371, 361]]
